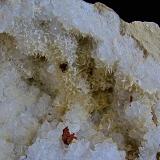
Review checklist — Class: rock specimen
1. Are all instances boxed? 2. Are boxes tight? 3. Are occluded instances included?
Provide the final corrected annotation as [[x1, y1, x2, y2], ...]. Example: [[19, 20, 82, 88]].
[[0, 0, 160, 160]]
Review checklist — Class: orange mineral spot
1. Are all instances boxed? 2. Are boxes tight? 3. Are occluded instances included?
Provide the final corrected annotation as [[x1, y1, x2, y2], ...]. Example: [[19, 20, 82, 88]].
[[62, 127, 77, 145]]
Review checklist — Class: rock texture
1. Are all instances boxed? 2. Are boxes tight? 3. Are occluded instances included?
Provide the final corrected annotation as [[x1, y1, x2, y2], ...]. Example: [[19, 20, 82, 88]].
[[0, 0, 160, 160]]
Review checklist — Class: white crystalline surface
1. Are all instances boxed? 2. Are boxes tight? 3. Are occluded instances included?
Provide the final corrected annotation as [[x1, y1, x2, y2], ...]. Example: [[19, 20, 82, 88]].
[[0, 0, 160, 160]]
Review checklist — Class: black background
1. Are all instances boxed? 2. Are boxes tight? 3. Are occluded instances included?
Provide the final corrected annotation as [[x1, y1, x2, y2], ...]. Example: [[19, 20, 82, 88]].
[[84, 0, 160, 25]]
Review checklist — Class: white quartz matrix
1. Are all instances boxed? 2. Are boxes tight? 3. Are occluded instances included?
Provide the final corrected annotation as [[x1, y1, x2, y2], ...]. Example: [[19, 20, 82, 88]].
[[0, 0, 160, 160]]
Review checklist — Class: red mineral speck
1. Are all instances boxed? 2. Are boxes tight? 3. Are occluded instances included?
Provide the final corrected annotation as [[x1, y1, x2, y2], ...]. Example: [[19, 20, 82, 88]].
[[62, 127, 77, 145]]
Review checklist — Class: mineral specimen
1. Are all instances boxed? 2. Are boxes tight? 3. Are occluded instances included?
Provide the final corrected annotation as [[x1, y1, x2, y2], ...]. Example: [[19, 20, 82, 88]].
[[0, 0, 160, 160]]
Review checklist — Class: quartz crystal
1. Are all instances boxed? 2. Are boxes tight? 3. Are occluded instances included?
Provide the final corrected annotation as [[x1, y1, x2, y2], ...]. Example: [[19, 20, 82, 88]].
[[0, 0, 160, 160]]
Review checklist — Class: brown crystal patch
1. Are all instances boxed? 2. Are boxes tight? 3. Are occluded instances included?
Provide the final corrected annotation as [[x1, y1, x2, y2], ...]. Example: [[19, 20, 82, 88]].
[[157, 152, 160, 160], [151, 106, 158, 126], [59, 62, 68, 73]]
